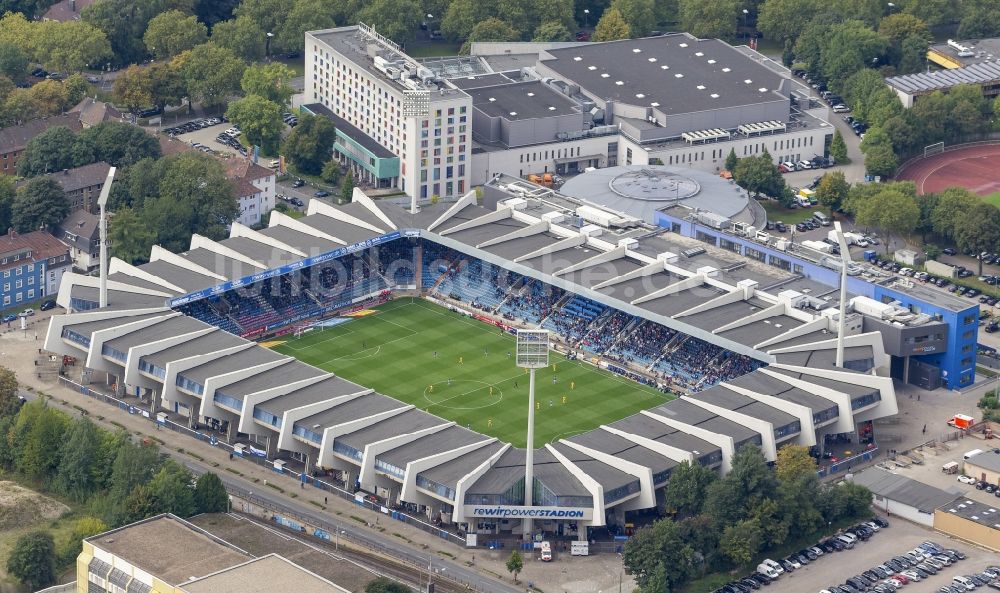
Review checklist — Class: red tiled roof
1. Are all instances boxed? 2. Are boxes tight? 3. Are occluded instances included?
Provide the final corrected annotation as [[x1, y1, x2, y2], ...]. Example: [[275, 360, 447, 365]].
[[234, 178, 262, 198], [158, 136, 194, 156], [0, 230, 70, 272], [225, 158, 274, 182], [42, 0, 96, 21], [0, 115, 83, 156]]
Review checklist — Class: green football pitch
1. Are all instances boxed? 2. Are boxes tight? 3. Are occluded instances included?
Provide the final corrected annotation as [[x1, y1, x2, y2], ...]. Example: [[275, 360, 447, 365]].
[[272, 297, 672, 446]]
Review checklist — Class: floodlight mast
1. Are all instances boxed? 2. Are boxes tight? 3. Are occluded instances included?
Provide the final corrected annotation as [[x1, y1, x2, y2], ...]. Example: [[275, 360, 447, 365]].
[[516, 329, 549, 536], [833, 221, 852, 368], [97, 167, 117, 308]]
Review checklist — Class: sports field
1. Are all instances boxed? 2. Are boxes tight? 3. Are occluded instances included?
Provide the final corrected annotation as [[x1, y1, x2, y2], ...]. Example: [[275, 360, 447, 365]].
[[272, 297, 671, 446]]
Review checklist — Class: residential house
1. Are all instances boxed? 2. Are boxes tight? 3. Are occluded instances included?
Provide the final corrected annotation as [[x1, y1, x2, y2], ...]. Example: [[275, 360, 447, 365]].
[[0, 229, 72, 311], [41, 161, 112, 213], [0, 114, 83, 175], [69, 98, 122, 128], [225, 159, 276, 226], [52, 210, 100, 273]]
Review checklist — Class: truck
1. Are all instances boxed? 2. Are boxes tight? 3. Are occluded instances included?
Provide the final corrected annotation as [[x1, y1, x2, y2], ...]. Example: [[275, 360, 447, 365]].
[[528, 173, 554, 187], [948, 414, 974, 429], [926, 260, 957, 278], [540, 541, 552, 561]]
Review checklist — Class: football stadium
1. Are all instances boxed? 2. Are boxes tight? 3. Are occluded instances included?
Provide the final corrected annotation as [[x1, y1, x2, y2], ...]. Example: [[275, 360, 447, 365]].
[[44, 178, 898, 540]]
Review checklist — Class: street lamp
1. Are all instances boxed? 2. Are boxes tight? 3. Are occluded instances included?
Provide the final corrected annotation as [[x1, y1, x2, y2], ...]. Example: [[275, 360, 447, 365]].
[[887, 2, 896, 13], [426, 14, 434, 39], [265, 31, 274, 60], [742, 9, 749, 39], [583, 8, 590, 28]]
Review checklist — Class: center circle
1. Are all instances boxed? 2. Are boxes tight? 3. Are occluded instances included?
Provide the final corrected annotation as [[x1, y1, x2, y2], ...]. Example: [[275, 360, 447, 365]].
[[608, 168, 701, 202], [423, 380, 504, 410]]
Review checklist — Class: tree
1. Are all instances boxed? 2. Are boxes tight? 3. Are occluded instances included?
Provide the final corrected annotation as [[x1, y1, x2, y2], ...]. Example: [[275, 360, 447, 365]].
[[622, 519, 695, 591], [276, 0, 337, 54], [357, 0, 422, 44], [442, 0, 489, 41], [611, 0, 656, 37], [0, 367, 18, 419], [233, 0, 288, 40], [282, 113, 337, 175], [78, 122, 162, 168], [110, 207, 156, 264], [958, 0, 1000, 38], [321, 160, 341, 184], [108, 441, 163, 507], [531, 0, 576, 34], [860, 127, 898, 178], [878, 13, 930, 44], [241, 62, 296, 106], [365, 577, 411, 593], [855, 187, 920, 253], [830, 129, 849, 164], [955, 203, 1000, 275], [820, 20, 889, 88], [120, 484, 158, 525], [724, 148, 738, 173], [733, 152, 783, 199], [225, 95, 284, 154], [147, 62, 186, 112], [462, 18, 520, 53], [533, 21, 572, 42], [113, 65, 154, 115], [146, 152, 237, 251], [719, 518, 762, 567], [757, 0, 822, 45], [505, 549, 523, 582], [662, 460, 717, 517], [194, 472, 229, 513], [678, 0, 739, 39], [175, 43, 245, 110], [196, 0, 241, 26], [148, 460, 196, 517], [83, 0, 176, 65], [210, 16, 266, 62], [34, 20, 112, 73], [775, 445, 817, 484], [593, 8, 631, 42], [931, 187, 979, 241], [12, 178, 70, 233], [0, 42, 28, 83], [17, 126, 78, 176], [144, 10, 208, 59], [705, 446, 776, 526], [6, 531, 56, 591], [58, 517, 108, 565], [55, 418, 102, 502], [341, 170, 355, 203], [815, 171, 849, 212]]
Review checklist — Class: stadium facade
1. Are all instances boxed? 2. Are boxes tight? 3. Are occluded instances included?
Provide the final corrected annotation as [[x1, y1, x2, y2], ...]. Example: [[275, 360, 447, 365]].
[[45, 185, 903, 538], [303, 26, 834, 208]]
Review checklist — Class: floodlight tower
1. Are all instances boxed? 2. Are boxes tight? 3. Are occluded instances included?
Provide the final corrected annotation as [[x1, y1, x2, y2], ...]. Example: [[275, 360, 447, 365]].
[[516, 329, 549, 536], [832, 221, 853, 368], [97, 166, 117, 308]]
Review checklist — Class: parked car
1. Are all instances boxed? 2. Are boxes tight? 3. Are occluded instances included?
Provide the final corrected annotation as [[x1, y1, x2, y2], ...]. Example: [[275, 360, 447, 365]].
[[1, 314, 18, 323], [40, 299, 56, 311], [314, 190, 330, 198], [832, 104, 851, 113]]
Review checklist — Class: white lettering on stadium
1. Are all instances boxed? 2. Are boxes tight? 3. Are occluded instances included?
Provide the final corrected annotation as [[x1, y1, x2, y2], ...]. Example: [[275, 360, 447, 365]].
[[473, 507, 585, 518]]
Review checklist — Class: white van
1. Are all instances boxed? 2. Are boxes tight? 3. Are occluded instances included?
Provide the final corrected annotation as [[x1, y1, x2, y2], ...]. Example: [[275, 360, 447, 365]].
[[756, 562, 780, 579], [953, 576, 976, 591], [836, 534, 856, 548], [964, 448, 984, 460], [762, 559, 784, 575]]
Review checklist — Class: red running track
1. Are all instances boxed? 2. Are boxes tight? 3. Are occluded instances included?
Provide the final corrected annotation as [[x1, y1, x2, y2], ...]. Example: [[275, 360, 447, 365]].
[[896, 144, 1000, 196]]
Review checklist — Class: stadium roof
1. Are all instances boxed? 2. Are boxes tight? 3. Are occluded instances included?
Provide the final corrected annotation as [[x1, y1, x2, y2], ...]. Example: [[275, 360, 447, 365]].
[[885, 61, 1000, 94], [47, 180, 898, 517], [538, 33, 787, 114]]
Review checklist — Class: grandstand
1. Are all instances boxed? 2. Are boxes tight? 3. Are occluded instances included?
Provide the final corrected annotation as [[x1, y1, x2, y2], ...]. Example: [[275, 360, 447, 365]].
[[45, 190, 897, 539]]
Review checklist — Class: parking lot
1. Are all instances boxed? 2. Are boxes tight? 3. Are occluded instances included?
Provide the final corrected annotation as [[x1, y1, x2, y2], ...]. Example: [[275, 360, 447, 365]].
[[763, 517, 998, 593], [163, 117, 247, 157]]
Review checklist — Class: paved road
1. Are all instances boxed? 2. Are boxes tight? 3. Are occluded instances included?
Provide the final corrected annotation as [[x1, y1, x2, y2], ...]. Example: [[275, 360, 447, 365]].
[[15, 388, 522, 593]]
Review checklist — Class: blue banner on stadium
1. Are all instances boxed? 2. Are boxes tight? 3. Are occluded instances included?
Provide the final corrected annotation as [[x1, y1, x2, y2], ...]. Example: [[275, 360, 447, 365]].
[[166, 231, 403, 308]]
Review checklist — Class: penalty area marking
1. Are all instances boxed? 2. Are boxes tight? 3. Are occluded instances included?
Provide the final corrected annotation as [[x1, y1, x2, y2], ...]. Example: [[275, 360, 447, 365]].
[[423, 380, 504, 410]]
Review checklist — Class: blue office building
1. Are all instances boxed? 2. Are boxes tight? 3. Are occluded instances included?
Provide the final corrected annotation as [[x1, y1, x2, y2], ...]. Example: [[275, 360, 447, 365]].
[[0, 230, 71, 312]]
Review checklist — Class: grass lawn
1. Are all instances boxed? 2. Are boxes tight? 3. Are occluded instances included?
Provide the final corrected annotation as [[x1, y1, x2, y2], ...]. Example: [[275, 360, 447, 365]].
[[274, 57, 305, 77], [272, 297, 671, 445], [983, 191, 1000, 209], [760, 200, 822, 224]]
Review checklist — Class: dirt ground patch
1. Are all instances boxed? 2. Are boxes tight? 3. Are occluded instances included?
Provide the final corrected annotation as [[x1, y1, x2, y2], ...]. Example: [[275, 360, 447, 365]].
[[0, 481, 70, 531]]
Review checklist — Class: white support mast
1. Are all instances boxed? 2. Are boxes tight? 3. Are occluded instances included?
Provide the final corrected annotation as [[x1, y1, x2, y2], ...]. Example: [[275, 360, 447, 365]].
[[97, 167, 117, 308]]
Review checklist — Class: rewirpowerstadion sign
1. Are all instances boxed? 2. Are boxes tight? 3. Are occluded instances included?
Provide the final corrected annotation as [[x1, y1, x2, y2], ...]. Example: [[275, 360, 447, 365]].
[[166, 231, 404, 308], [468, 506, 591, 520]]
